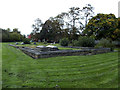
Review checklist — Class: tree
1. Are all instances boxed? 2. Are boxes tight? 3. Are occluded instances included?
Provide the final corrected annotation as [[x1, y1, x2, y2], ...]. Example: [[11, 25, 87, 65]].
[[13, 28, 20, 33], [50, 17, 65, 42], [6, 28, 11, 32], [32, 18, 43, 41], [2, 28, 25, 42], [10, 32, 20, 41], [82, 4, 94, 27], [55, 13, 65, 30], [84, 14, 118, 40], [40, 17, 62, 42], [67, 7, 82, 40], [2, 29, 9, 42], [30, 5, 95, 41], [112, 18, 120, 40], [113, 28, 120, 40], [55, 12, 71, 40]]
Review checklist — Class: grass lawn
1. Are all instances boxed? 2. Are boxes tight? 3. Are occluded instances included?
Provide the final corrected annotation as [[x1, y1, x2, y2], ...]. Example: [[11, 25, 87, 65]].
[[2, 43, 118, 88]]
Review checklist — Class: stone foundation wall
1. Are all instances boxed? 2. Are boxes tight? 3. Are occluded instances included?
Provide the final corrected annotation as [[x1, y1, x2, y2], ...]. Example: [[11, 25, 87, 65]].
[[8, 44, 111, 59]]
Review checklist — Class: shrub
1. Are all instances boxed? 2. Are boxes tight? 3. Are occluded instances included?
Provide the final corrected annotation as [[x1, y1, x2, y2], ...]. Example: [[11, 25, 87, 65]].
[[72, 40, 79, 46], [95, 38, 115, 51], [23, 38, 30, 44], [76, 36, 95, 47], [43, 41, 47, 44], [60, 38, 69, 46]]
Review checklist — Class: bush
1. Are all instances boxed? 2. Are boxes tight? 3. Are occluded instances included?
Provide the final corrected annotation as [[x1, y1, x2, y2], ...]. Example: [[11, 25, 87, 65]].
[[60, 38, 69, 46], [95, 38, 115, 51], [74, 36, 95, 47], [72, 40, 79, 46], [43, 41, 47, 44], [23, 38, 30, 44]]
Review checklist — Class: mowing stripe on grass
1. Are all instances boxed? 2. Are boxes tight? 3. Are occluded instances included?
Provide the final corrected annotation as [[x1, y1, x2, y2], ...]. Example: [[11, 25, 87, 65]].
[[2, 43, 118, 88]]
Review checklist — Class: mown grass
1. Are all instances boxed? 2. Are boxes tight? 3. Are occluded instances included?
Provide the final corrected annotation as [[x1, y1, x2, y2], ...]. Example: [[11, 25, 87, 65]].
[[2, 43, 118, 88]]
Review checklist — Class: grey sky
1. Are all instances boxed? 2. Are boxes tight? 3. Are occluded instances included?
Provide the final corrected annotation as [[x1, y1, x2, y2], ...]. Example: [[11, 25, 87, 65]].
[[0, 0, 119, 35]]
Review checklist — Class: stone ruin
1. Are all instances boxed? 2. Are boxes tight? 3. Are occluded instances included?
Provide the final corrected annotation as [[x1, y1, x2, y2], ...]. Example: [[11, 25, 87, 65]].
[[8, 44, 112, 59], [36, 45, 59, 51]]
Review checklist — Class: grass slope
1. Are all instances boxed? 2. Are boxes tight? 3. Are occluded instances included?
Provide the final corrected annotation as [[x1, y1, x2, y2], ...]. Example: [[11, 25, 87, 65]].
[[2, 43, 118, 88]]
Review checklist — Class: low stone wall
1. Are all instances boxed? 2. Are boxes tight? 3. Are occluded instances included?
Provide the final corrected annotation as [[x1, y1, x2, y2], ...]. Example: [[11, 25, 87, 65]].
[[8, 44, 111, 59], [60, 46, 94, 49]]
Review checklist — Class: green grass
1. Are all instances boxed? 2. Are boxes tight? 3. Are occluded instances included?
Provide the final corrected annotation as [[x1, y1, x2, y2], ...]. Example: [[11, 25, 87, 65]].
[[2, 43, 118, 88]]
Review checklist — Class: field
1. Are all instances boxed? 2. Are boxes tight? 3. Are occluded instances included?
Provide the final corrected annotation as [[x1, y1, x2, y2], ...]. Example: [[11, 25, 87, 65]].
[[2, 43, 119, 88]]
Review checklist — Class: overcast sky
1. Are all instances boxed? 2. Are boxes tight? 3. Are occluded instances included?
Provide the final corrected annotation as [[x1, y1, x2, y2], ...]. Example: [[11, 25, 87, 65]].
[[0, 0, 119, 35]]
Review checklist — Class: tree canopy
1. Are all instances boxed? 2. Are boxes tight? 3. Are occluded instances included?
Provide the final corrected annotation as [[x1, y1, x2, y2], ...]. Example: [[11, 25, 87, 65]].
[[39, 18, 62, 42], [1, 28, 25, 42], [84, 13, 118, 40], [30, 4, 119, 42], [31, 4, 95, 42]]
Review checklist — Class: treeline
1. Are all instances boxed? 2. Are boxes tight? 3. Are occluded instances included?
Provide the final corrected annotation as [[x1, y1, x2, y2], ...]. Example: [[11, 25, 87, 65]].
[[2, 4, 120, 43], [1, 28, 26, 42], [30, 4, 120, 43], [30, 4, 94, 42]]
